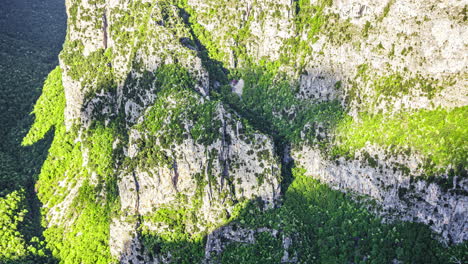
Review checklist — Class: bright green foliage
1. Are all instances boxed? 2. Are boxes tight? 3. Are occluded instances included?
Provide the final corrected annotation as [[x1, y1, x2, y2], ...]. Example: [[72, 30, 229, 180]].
[[45, 181, 114, 264], [219, 167, 465, 263], [84, 123, 118, 178], [22, 68, 78, 210], [0, 190, 30, 261], [23, 67, 65, 146], [335, 107, 468, 178], [141, 205, 206, 264], [39, 123, 117, 264], [22, 66, 117, 263], [0, 190, 51, 263]]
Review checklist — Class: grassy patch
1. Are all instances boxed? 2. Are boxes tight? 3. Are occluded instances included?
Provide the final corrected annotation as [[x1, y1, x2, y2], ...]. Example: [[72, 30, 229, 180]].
[[334, 107, 468, 178]]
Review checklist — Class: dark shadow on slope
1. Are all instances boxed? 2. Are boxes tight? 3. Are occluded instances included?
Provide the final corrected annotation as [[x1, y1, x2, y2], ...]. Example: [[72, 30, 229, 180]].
[[112, 60, 466, 262], [173, 7, 300, 193], [176, 6, 230, 89], [122, 168, 467, 264], [0, 0, 66, 262], [0, 130, 57, 263]]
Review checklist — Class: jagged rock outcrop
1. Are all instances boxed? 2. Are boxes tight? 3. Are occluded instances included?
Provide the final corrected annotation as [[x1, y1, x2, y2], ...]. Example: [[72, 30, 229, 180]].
[[111, 101, 280, 261], [45, 0, 282, 262]]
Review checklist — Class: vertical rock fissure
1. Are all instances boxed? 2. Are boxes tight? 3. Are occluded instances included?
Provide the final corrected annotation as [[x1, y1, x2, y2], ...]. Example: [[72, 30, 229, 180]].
[[132, 171, 140, 215], [220, 117, 228, 191], [131, 170, 142, 252], [102, 10, 108, 49], [176, 5, 229, 86], [172, 159, 179, 192]]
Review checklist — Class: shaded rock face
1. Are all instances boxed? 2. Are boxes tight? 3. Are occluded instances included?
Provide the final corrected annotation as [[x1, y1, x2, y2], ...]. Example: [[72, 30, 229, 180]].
[[293, 145, 468, 243], [204, 224, 297, 264]]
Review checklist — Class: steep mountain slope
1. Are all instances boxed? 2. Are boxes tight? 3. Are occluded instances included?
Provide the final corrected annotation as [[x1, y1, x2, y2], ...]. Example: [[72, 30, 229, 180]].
[[18, 0, 468, 263]]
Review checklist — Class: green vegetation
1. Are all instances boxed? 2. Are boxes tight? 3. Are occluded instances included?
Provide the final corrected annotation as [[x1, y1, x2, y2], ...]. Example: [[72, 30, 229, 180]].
[[39, 119, 120, 264], [372, 74, 446, 99], [219, 62, 345, 145], [23, 67, 118, 264], [347, 64, 449, 108], [135, 65, 223, 151], [23, 67, 65, 146], [44, 180, 116, 264], [5, 0, 467, 263], [0, 0, 66, 262], [218, 167, 466, 263], [0, 190, 52, 263], [334, 107, 468, 179]]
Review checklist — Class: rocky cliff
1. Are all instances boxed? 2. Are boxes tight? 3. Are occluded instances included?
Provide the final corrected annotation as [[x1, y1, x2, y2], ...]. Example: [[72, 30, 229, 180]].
[[23, 0, 467, 263]]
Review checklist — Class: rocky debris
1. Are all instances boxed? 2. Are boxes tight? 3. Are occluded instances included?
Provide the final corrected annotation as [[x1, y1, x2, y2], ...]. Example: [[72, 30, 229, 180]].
[[230, 79, 244, 96]]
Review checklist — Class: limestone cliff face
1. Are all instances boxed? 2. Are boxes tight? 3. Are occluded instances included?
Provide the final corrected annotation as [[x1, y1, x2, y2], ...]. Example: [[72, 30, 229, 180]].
[[297, 0, 467, 113], [183, 0, 467, 243], [112, 102, 280, 261], [36, 0, 467, 262], [291, 0, 468, 243], [49, 0, 281, 262], [293, 146, 467, 243]]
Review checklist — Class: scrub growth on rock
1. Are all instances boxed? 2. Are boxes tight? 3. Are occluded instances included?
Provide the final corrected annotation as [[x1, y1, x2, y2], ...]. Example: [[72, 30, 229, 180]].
[[1, 0, 467, 263]]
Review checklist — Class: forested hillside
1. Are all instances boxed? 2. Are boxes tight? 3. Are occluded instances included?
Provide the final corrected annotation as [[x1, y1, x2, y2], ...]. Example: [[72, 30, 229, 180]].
[[0, 0, 65, 262]]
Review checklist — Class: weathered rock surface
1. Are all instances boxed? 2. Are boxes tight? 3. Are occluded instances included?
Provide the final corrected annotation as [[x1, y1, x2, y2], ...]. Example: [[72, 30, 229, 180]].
[[299, 0, 467, 114], [43, 0, 467, 262], [293, 145, 468, 243], [110, 98, 281, 260]]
